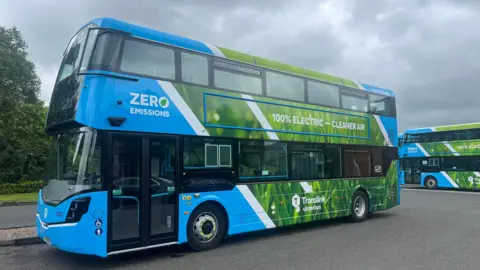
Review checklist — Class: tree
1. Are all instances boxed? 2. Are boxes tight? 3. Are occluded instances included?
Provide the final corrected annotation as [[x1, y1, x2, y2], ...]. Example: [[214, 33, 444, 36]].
[[0, 26, 41, 112], [0, 104, 51, 183], [0, 26, 49, 183]]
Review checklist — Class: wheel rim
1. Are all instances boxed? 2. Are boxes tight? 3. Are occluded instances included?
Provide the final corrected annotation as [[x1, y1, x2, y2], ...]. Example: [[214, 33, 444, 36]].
[[354, 196, 366, 217], [427, 179, 435, 188], [193, 212, 218, 243]]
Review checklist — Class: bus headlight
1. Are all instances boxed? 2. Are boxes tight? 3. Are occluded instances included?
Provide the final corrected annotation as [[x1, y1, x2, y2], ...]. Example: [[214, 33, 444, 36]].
[[66, 197, 91, 223]]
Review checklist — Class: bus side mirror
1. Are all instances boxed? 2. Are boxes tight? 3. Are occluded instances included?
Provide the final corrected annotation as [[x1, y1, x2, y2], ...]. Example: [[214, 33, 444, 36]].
[[108, 117, 126, 127]]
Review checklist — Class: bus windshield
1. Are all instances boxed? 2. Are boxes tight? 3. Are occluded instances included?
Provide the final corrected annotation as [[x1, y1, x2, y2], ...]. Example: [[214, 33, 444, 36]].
[[42, 127, 101, 205]]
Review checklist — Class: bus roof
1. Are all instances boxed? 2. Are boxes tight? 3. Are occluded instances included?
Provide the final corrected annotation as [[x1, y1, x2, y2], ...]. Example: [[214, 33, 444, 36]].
[[86, 17, 395, 97], [403, 122, 480, 134]]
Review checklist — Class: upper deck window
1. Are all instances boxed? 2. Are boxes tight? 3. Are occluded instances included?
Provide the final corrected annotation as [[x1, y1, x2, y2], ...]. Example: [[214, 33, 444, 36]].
[[404, 128, 480, 143], [307, 81, 339, 107], [181, 52, 209, 85], [405, 134, 420, 143], [369, 93, 392, 116], [455, 130, 476, 140], [266, 71, 305, 102], [120, 40, 175, 79], [213, 61, 262, 95], [79, 29, 99, 72], [341, 91, 368, 112], [89, 32, 123, 71], [57, 26, 89, 82], [78, 31, 396, 118]]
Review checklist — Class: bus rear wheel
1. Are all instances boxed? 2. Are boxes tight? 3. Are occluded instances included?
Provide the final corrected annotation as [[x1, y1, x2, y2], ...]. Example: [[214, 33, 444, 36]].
[[425, 177, 438, 189], [187, 203, 226, 252], [351, 190, 369, 222]]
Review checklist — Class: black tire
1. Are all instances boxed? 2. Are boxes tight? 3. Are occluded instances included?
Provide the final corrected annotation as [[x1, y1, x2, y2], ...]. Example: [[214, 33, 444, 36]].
[[425, 176, 438, 189], [351, 190, 369, 222], [187, 203, 226, 251]]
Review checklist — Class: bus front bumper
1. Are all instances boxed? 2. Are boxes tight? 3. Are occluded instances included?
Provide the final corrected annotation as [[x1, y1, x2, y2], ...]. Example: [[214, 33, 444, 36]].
[[36, 191, 108, 257]]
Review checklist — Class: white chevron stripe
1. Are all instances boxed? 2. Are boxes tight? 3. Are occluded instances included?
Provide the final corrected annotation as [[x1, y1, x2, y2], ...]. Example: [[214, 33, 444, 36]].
[[352, 80, 365, 90], [440, 171, 459, 188], [474, 172, 480, 177], [443, 141, 460, 156], [374, 115, 393, 146], [241, 94, 279, 140], [204, 43, 225, 57], [300, 182, 313, 193], [158, 81, 209, 136], [237, 185, 276, 229], [415, 143, 430, 157]]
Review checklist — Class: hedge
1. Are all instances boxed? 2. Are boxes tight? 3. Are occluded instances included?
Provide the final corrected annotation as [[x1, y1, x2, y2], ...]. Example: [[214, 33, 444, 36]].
[[0, 181, 42, 195]]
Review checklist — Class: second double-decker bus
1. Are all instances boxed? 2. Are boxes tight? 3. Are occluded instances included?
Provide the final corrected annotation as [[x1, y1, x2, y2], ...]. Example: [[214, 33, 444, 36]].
[[399, 123, 480, 189], [37, 17, 399, 257]]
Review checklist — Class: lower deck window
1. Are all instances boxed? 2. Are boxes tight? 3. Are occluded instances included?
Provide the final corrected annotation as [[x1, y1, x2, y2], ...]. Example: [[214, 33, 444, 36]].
[[344, 148, 371, 177], [291, 150, 325, 180], [291, 144, 342, 180], [239, 141, 287, 180], [184, 137, 232, 168], [183, 137, 393, 180]]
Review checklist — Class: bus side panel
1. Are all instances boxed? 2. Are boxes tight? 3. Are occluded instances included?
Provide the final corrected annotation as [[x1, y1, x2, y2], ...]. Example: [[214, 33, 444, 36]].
[[76, 77, 200, 136], [177, 187, 268, 244], [422, 171, 480, 189], [178, 171, 398, 243], [36, 191, 108, 257], [421, 172, 457, 188], [399, 142, 428, 158], [445, 171, 480, 188]]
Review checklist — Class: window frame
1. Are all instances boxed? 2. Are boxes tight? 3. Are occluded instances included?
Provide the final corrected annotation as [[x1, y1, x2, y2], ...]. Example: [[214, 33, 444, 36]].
[[368, 93, 393, 117], [56, 24, 94, 84], [306, 79, 341, 108], [213, 68, 263, 96], [218, 145, 232, 167], [214, 60, 261, 77], [265, 70, 306, 102], [340, 88, 370, 113], [180, 51, 210, 86], [212, 59, 263, 96], [118, 37, 176, 80], [204, 144, 219, 168], [404, 128, 480, 144], [238, 140, 288, 182], [234, 139, 390, 184], [426, 158, 439, 167], [343, 147, 372, 178], [290, 144, 327, 180]]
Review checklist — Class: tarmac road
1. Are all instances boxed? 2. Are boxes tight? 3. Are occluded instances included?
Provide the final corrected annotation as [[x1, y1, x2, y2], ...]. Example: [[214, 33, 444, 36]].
[[2, 189, 480, 270]]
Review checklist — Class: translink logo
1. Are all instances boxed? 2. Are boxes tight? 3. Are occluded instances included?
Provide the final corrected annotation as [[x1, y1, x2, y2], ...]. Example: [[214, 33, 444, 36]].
[[292, 193, 325, 213], [292, 194, 301, 212]]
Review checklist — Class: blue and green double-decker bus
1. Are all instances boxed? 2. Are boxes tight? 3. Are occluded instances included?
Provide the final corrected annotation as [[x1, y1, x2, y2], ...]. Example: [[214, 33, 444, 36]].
[[399, 123, 480, 189], [37, 18, 399, 257]]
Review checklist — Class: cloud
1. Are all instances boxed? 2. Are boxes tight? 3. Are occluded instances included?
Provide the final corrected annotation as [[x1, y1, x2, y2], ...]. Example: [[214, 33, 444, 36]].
[[1, 0, 479, 131]]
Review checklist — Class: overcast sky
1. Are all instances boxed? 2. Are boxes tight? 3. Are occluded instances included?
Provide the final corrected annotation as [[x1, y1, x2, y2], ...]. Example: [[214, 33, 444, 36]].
[[1, 0, 479, 132]]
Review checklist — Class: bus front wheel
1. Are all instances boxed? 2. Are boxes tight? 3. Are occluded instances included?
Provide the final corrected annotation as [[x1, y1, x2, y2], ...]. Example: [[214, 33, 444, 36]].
[[425, 177, 438, 189], [351, 190, 369, 222], [187, 203, 226, 252]]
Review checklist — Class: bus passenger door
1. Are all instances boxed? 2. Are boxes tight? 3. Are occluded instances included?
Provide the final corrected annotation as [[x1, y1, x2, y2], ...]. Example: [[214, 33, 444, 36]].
[[147, 137, 177, 246], [108, 135, 178, 253]]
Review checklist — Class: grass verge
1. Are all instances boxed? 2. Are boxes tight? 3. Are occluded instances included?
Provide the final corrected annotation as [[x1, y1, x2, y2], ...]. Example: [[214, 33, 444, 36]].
[[0, 193, 37, 202]]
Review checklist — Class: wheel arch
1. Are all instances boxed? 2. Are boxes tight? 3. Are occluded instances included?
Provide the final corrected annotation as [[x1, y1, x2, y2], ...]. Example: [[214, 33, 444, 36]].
[[353, 185, 371, 211], [423, 174, 437, 187], [188, 200, 230, 239]]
